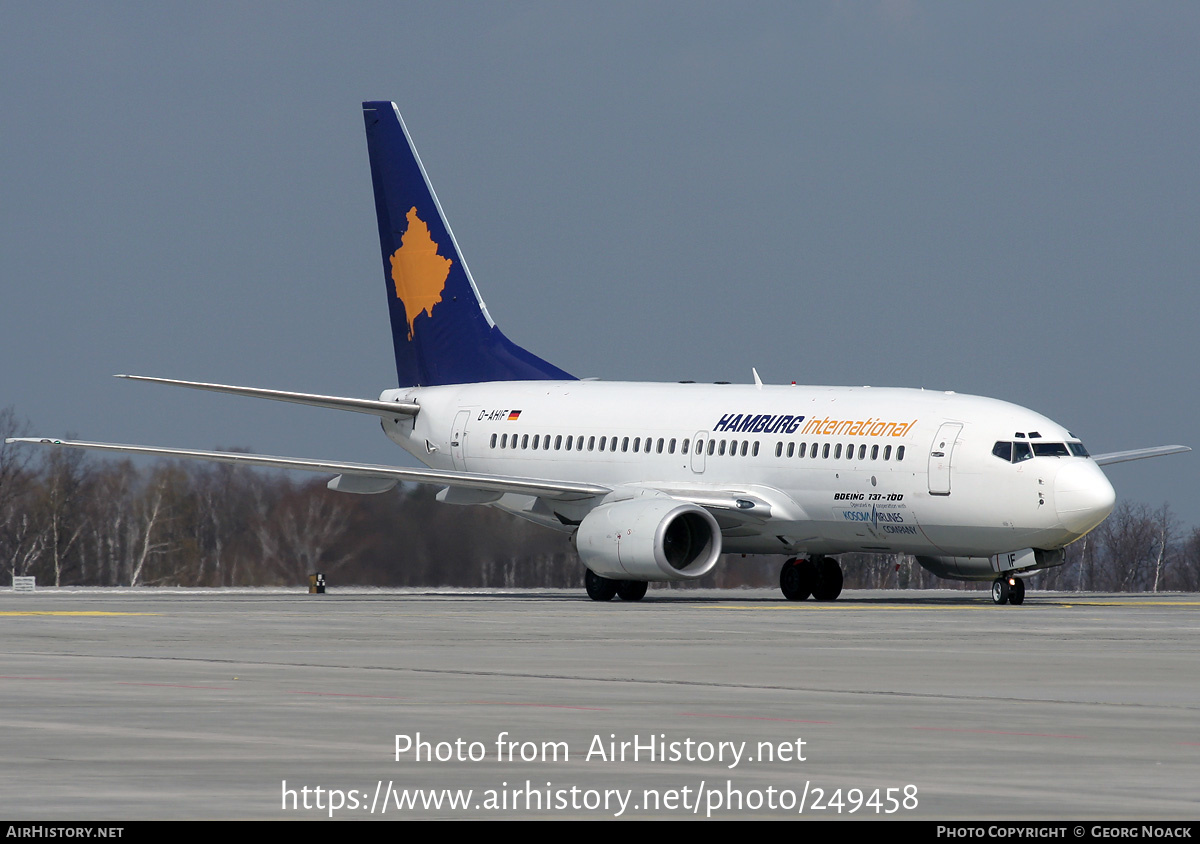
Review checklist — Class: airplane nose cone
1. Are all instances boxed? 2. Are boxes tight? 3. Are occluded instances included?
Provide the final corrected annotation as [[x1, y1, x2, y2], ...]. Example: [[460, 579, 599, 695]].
[[1055, 462, 1116, 535]]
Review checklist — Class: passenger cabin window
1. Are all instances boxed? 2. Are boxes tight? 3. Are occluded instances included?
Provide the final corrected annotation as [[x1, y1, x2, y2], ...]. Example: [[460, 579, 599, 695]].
[[897, 446, 906, 461], [490, 434, 497, 448]]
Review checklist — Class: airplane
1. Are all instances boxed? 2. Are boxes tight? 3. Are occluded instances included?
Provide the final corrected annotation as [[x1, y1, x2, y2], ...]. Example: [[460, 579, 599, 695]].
[[9, 101, 1191, 605]]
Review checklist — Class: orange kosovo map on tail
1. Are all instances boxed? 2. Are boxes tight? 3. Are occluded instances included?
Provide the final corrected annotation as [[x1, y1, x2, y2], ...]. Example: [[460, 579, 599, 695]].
[[389, 207, 453, 339]]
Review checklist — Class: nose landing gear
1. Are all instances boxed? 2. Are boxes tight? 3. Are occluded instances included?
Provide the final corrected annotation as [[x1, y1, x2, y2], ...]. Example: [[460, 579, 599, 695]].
[[991, 575, 1026, 605]]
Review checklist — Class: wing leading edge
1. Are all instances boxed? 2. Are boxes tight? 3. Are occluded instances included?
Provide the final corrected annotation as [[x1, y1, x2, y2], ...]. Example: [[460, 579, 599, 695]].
[[1092, 445, 1191, 466], [5, 438, 608, 502]]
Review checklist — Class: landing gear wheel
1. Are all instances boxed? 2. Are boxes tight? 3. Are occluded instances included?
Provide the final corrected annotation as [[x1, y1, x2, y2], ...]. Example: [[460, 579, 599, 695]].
[[616, 580, 648, 602], [585, 569, 617, 601], [779, 557, 813, 601], [1009, 577, 1026, 605], [991, 577, 1011, 605], [811, 556, 844, 601]]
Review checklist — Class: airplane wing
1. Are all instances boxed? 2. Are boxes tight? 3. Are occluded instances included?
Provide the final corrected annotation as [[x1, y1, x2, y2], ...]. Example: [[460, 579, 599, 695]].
[[1092, 445, 1191, 466], [114, 375, 420, 419], [5, 438, 607, 501]]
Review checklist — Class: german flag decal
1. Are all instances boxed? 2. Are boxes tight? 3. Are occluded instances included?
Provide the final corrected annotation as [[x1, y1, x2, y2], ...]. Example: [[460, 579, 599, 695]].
[[507, 410, 522, 421]]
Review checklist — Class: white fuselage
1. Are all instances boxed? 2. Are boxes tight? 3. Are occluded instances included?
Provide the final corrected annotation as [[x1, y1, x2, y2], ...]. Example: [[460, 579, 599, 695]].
[[378, 380, 1116, 560]]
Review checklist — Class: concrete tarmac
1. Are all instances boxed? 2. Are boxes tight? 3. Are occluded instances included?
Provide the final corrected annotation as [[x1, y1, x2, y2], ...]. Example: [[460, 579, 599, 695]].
[[0, 587, 1197, 819]]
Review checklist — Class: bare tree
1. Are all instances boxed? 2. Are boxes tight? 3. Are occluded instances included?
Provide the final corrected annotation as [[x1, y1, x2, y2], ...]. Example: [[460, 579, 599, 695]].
[[252, 479, 353, 585]]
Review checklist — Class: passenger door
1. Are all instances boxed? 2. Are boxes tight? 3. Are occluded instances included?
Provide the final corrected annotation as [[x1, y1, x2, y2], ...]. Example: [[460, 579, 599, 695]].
[[450, 410, 471, 470], [928, 422, 963, 495]]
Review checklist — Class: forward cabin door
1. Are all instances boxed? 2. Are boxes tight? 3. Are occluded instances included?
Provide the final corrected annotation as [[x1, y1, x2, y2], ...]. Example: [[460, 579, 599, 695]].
[[928, 422, 962, 495]]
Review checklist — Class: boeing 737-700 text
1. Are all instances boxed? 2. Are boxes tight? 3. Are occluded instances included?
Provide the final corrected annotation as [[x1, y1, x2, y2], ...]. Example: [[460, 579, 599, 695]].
[[10, 102, 1190, 604]]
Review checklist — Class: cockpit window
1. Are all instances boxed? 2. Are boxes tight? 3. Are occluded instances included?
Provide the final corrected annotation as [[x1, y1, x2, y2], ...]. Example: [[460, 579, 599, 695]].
[[1032, 442, 1070, 458], [994, 440, 1079, 462]]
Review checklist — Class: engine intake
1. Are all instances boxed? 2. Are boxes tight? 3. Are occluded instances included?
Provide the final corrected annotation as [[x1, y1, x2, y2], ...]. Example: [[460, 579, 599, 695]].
[[575, 497, 722, 581]]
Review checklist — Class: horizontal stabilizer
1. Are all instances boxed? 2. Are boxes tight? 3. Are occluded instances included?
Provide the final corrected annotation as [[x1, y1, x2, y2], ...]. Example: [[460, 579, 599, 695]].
[[1093, 445, 1191, 466], [116, 375, 419, 419], [6, 438, 608, 502]]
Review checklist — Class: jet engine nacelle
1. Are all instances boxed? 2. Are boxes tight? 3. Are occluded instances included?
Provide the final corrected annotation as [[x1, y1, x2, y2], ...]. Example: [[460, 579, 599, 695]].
[[575, 497, 722, 581]]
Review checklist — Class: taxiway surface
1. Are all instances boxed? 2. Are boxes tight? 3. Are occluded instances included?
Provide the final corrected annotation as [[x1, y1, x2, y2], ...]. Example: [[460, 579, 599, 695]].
[[1, 588, 1196, 819]]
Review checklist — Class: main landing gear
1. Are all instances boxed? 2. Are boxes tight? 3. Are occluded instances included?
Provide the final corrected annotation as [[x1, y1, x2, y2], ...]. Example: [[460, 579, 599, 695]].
[[585, 569, 648, 602], [991, 575, 1026, 605], [779, 556, 843, 601]]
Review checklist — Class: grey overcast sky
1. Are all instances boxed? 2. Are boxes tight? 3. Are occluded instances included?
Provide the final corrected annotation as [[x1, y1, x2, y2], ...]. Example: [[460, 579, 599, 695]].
[[2, 2, 1198, 525]]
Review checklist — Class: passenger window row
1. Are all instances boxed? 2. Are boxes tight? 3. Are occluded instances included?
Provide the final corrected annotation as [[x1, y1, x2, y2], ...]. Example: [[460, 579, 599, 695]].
[[488, 433, 688, 455], [484, 432, 905, 462], [774, 441, 906, 462]]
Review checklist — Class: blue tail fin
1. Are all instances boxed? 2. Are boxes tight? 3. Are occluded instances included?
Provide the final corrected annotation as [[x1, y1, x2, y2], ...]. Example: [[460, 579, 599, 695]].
[[362, 102, 574, 387]]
